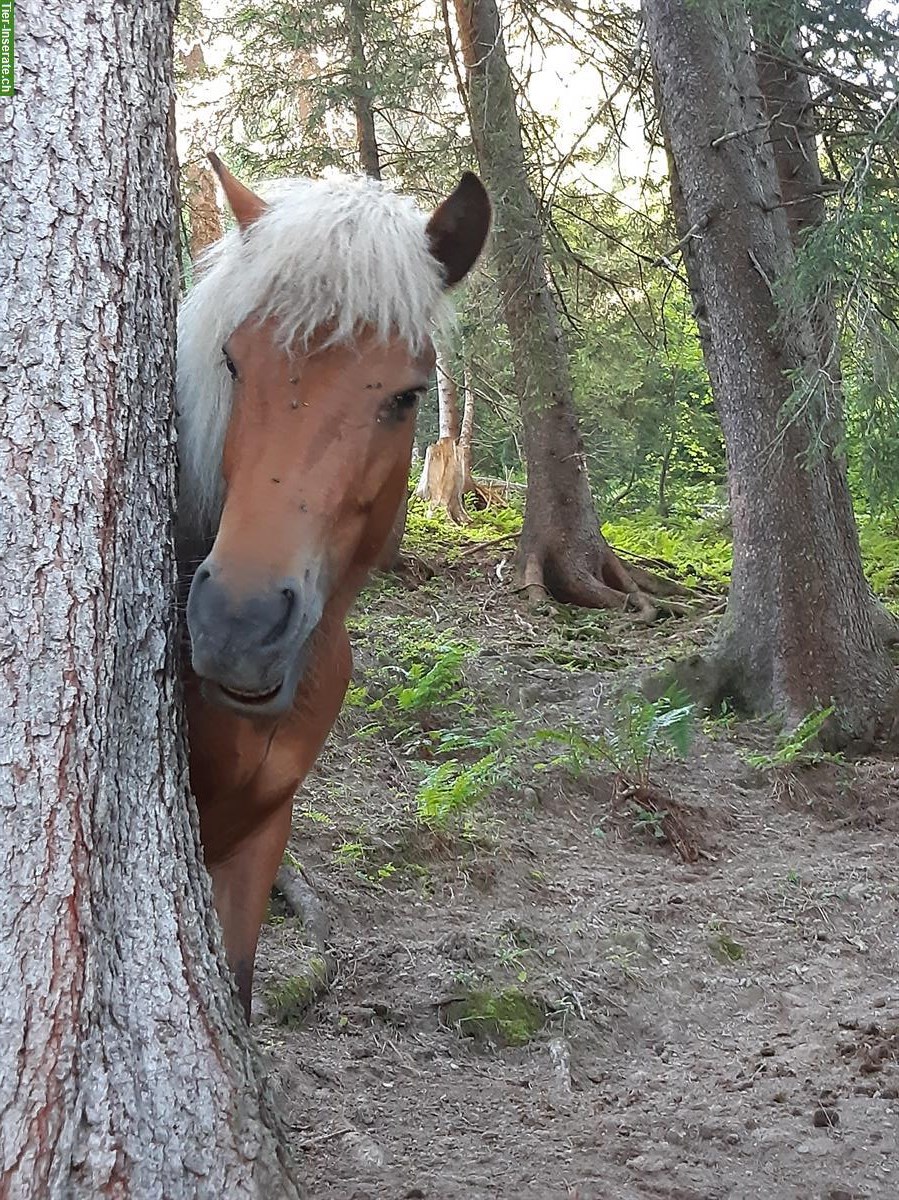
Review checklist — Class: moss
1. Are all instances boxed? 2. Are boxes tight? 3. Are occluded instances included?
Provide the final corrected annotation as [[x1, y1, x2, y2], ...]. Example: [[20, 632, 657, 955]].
[[265, 955, 330, 1025], [711, 933, 745, 964], [444, 987, 546, 1047]]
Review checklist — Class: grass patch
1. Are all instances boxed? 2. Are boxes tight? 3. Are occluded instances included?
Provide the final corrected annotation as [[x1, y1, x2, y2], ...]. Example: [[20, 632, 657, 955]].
[[265, 956, 331, 1025], [443, 986, 546, 1047]]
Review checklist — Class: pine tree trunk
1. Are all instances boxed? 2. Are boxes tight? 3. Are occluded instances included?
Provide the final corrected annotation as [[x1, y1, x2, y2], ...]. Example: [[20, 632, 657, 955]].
[[754, 26, 837, 369], [344, 0, 412, 571], [0, 4, 303, 1193], [642, 0, 898, 746], [452, 0, 655, 615], [345, 0, 382, 180], [184, 161, 224, 263]]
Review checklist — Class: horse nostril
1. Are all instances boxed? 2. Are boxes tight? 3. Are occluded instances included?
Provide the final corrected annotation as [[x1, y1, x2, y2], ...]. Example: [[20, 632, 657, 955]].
[[195, 567, 212, 586], [262, 586, 297, 647]]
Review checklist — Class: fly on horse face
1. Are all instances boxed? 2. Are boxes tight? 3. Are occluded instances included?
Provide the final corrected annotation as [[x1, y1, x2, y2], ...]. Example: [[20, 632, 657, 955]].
[[176, 155, 490, 1018]]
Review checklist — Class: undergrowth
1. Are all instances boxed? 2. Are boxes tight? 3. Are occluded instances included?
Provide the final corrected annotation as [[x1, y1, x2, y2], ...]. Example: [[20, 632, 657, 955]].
[[342, 615, 517, 831], [403, 496, 522, 561], [743, 707, 840, 769], [400, 496, 899, 610], [602, 512, 732, 590], [531, 688, 694, 789], [531, 689, 699, 859]]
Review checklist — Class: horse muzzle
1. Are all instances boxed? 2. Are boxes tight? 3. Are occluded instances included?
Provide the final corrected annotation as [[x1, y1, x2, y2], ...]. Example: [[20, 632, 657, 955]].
[[186, 560, 324, 716]]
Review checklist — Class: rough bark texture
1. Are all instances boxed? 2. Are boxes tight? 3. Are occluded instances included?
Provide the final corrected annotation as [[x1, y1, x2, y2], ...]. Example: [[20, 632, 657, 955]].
[[453, 0, 654, 615], [754, 28, 840, 377], [0, 4, 302, 1194], [643, 0, 897, 744]]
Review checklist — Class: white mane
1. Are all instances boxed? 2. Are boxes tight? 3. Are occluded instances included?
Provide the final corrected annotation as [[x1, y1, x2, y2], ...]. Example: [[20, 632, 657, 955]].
[[176, 174, 451, 536]]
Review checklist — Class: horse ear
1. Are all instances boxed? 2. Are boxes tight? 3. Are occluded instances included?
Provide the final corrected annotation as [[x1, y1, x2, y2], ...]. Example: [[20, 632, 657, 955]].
[[207, 151, 267, 230], [426, 173, 491, 288]]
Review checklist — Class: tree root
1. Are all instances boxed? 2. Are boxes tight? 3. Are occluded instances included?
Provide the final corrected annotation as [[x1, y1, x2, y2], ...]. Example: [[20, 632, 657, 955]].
[[518, 550, 655, 619], [459, 526, 705, 620], [871, 597, 899, 647], [517, 540, 665, 621], [616, 779, 703, 864], [618, 558, 705, 599], [381, 550, 435, 586], [266, 865, 338, 1024], [642, 650, 731, 710], [274, 864, 331, 953]]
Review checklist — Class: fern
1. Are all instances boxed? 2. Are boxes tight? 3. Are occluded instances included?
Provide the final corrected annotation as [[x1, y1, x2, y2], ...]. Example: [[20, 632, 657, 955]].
[[416, 752, 505, 828], [744, 706, 838, 768], [393, 643, 468, 711], [531, 688, 694, 785]]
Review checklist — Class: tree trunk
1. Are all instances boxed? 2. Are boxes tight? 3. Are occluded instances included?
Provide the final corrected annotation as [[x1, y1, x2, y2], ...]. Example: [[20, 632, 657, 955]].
[[415, 348, 471, 522], [184, 160, 224, 263], [754, 25, 837, 370], [642, 0, 898, 745], [658, 422, 676, 518], [0, 4, 302, 1193], [452, 0, 655, 616], [345, 0, 382, 180], [415, 438, 469, 522], [343, 0, 416, 570], [459, 360, 476, 492], [437, 349, 461, 439]]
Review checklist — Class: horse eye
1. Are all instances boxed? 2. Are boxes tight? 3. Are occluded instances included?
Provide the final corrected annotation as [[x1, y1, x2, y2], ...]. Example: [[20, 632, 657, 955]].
[[387, 390, 420, 418], [222, 348, 238, 380]]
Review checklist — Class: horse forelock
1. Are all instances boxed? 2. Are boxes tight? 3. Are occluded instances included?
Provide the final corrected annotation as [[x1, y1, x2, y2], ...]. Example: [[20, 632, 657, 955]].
[[176, 175, 451, 537]]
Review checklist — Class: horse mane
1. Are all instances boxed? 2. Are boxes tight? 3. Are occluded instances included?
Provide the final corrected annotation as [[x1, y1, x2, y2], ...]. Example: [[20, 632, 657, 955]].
[[176, 174, 451, 536]]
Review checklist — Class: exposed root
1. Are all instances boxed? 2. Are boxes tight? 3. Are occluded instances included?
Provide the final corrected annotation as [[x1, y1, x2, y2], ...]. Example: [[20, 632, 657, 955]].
[[871, 598, 899, 648], [456, 532, 519, 557], [642, 650, 732, 710], [645, 642, 899, 754], [615, 779, 703, 864], [274, 864, 331, 953], [620, 559, 705, 599], [516, 543, 659, 621]]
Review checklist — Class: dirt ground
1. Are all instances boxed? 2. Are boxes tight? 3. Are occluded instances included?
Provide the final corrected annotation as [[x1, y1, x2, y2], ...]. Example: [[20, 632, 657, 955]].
[[251, 559, 899, 1200]]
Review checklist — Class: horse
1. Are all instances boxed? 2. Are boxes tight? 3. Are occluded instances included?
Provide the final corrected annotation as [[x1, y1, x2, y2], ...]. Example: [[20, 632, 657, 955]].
[[176, 154, 491, 1018]]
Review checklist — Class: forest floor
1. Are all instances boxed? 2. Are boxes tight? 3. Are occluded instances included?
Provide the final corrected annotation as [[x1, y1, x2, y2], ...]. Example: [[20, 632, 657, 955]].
[[252, 545, 899, 1200]]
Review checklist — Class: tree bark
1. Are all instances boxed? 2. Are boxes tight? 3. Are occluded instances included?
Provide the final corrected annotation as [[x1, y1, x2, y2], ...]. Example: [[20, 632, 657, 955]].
[[436, 349, 462, 440], [642, 0, 898, 745], [342, 0, 417, 572], [0, 4, 302, 1193], [459, 360, 476, 491], [184, 160, 224, 263], [754, 25, 838, 371], [452, 0, 655, 616]]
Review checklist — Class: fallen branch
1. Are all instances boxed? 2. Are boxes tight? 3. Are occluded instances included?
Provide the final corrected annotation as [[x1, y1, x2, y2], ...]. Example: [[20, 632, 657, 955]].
[[456, 532, 519, 557]]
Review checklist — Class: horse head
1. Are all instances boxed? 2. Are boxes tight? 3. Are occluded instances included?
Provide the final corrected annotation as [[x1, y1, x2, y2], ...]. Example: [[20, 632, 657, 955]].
[[178, 157, 490, 716]]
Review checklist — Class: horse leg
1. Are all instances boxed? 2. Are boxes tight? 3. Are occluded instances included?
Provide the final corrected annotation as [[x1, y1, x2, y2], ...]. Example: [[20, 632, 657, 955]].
[[207, 800, 293, 1019]]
